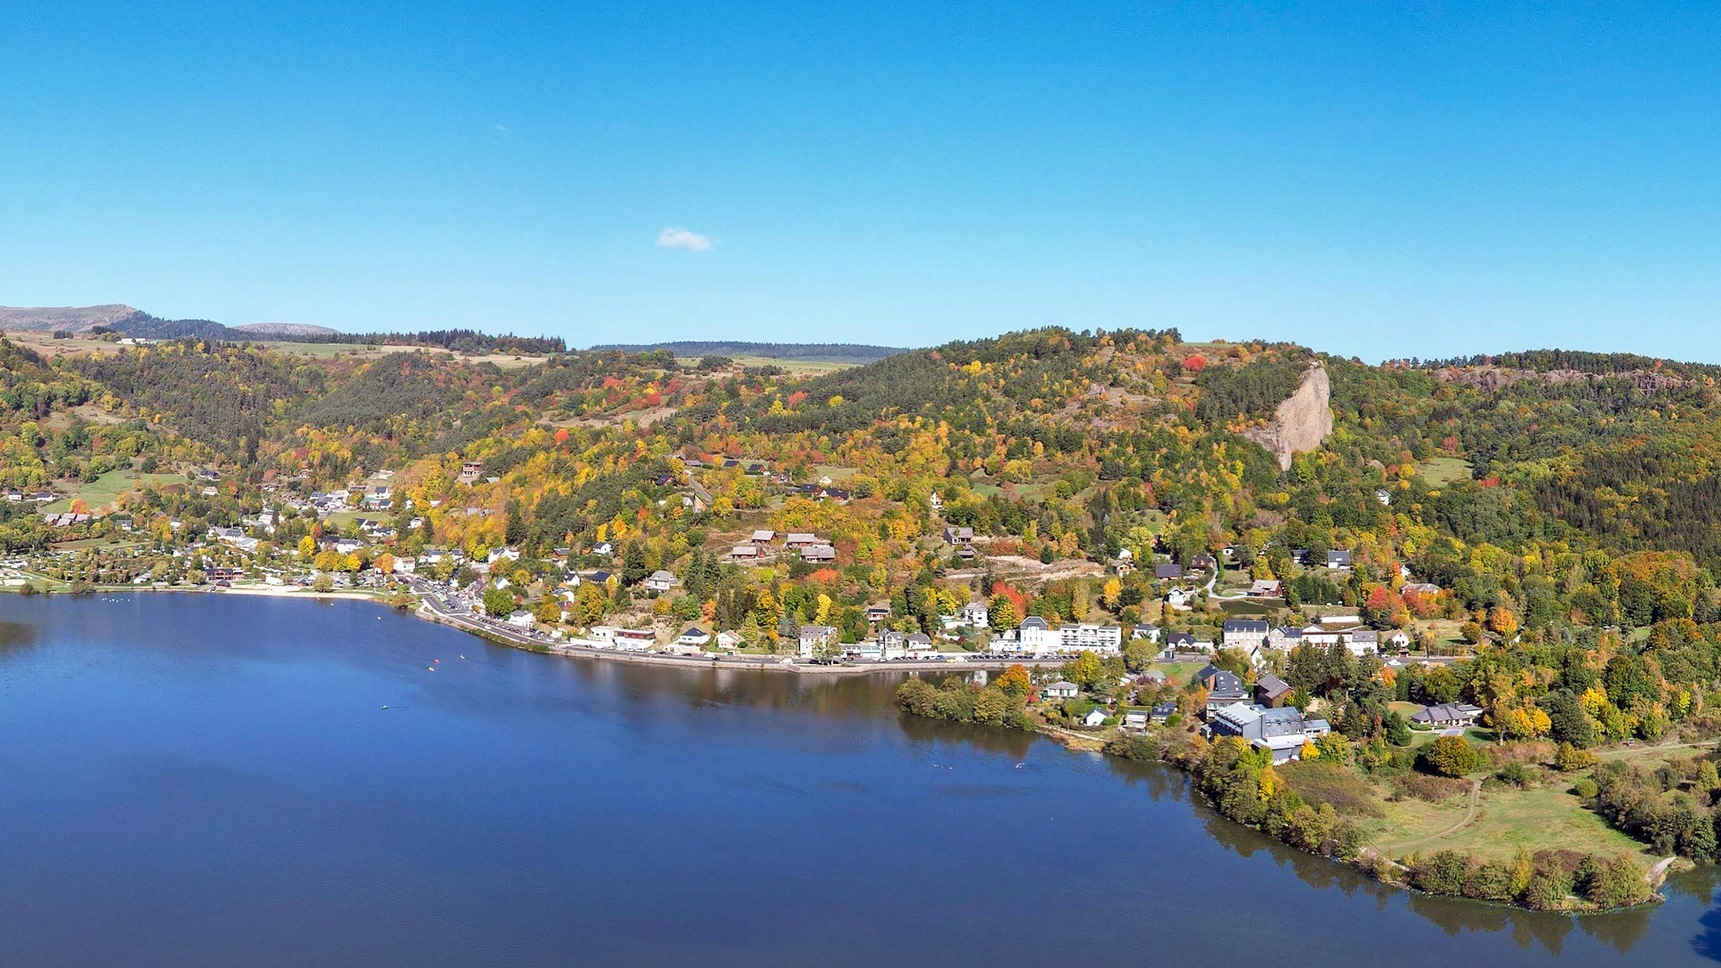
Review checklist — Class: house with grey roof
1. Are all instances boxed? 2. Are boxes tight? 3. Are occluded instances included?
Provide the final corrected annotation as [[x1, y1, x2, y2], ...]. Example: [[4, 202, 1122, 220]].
[[1221, 619, 1270, 652], [1411, 703, 1483, 728], [1042, 680, 1081, 701], [1255, 674, 1294, 707], [1208, 704, 1332, 763], [1197, 664, 1250, 713]]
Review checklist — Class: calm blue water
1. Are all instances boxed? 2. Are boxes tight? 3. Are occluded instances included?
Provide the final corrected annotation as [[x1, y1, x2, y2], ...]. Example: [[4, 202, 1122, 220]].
[[1, 594, 1719, 966]]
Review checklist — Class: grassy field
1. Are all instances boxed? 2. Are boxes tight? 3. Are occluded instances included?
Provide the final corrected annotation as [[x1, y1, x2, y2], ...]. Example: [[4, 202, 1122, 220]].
[[1370, 781, 1653, 865], [727, 355, 852, 376], [812, 465, 857, 482], [1415, 455, 1474, 488], [44, 468, 186, 512]]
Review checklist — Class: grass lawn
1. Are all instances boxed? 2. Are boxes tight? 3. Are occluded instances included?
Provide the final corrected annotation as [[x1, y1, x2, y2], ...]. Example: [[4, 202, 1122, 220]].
[[1152, 661, 1203, 684], [44, 468, 186, 512], [970, 481, 1003, 498], [1219, 599, 1274, 617], [812, 465, 857, 482], [1371, 781, 1654, 865], [1415, 455, 1474, 489]]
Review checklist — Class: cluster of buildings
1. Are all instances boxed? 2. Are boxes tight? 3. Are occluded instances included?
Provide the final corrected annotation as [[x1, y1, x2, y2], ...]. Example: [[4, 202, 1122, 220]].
[[727, 530, 836, 564]]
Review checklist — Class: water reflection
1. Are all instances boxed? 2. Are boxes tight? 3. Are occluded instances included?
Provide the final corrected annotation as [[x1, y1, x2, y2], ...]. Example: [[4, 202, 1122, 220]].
[[0, 619, 39, 652]]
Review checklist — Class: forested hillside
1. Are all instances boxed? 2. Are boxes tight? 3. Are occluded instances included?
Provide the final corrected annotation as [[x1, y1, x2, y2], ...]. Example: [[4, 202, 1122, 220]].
[[10, 326, 1721, 650]]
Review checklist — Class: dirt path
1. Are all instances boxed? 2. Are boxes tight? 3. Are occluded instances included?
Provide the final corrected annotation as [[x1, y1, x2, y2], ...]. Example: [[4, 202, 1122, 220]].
[[1392, 779, 1483, 853], [1647, 856, 1681, 886]]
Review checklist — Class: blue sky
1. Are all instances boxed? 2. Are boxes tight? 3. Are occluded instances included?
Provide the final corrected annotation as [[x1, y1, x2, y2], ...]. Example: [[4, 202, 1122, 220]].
[[1, 1, 1717, 360]]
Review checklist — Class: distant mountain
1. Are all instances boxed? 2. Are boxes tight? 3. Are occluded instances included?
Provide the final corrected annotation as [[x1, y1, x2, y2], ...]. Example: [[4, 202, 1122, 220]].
[[232, 322, 343, 337], [0, 304, 140, 332], [587, 340, 908, 364]]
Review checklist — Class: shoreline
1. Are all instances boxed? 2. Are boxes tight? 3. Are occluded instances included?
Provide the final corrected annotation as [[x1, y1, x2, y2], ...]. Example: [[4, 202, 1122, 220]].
[[905, 699, 1678, 916], [20, 580, 1061, 677]]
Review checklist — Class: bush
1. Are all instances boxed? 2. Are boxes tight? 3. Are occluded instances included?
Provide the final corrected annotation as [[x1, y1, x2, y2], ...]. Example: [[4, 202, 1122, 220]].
[[1522, 867, 1574, 910], [1496, 762, 1539, 788], [1572, 777, 1599, 799], [1420, 735, 1484, 777], [1411, 850, 1473, 895], [1577, 854, 1653, 909], [1555, 742, 1600, 772]]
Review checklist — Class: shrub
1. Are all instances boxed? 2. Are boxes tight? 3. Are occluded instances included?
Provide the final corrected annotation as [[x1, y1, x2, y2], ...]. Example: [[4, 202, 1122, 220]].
[[1420, 735, 1484, 777], [1522, 867, 1574, 910], [1577, 854, 1653, 909], [1555, 743, 1600, 772], [1411, 850, 1473, 895], [1572, 777, 1599, 799], [1496, 762, 1539, 788]]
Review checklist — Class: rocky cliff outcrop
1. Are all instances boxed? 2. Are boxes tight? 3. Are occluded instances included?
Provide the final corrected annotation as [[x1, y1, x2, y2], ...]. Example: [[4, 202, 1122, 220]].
[[1244, 363, 1332, 471]]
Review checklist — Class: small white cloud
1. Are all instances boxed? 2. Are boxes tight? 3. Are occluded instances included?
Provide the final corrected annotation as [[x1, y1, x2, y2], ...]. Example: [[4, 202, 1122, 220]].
[[656, 227, 713, 252], [492, 124, 511, 133]]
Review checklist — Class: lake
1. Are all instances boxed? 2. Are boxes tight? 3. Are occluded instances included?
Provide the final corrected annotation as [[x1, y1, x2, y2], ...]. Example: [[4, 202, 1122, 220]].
[[2, 593, 1720, 966]]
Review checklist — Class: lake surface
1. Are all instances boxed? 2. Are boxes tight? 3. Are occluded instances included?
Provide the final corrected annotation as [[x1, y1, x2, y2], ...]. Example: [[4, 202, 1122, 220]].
[[3, 594, 1721, 966]]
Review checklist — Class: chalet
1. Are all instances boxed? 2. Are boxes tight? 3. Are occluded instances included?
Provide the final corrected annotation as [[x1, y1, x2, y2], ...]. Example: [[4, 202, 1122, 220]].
[[728, 544, 760, 560], [1402, 582, 1441, 596], [1190, 554, 1217, 573], [206, 566, 244, 582], [1111, 558, 1135, 576], [1208, 704, 1332, 763], [1221, 619, 1270, 653], [644, 570, 677, 593], [865, 603, 891, 625], [928, 492, 943, 512], [715, 630, 744, 651], [750, 529, 777, 545], [1164, 631, 1200, 653], [1267, 626, 1305, 651], [1326, 550, 1354, 571], [1151, 701, 1179, 723], [1131, 623, 1161, 643], [1347, 630, 1380, 657], [1247, 579, 1283, 598], [1255, 674, 1294, 707], [783, 532, 820, 549], [1387, 629, 1412, 651], [943, 525, 974, 545], [798, 625, 838, 658], [1154, 563, 1184, 581], [1412, 703, 1484, 728], [676, 626, 712, 647], [1042, 680, 1081, 701], [1082, 708, 1108, 728], [457, 460, 484, 485], [1375, 487, 1393, 506], [1197, 664, 1250, 712], [1165, 587, 1195, 610], [800, 544, 837, 563], [1122, 709, 1151, 731], [505, 610, 536, 629]]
